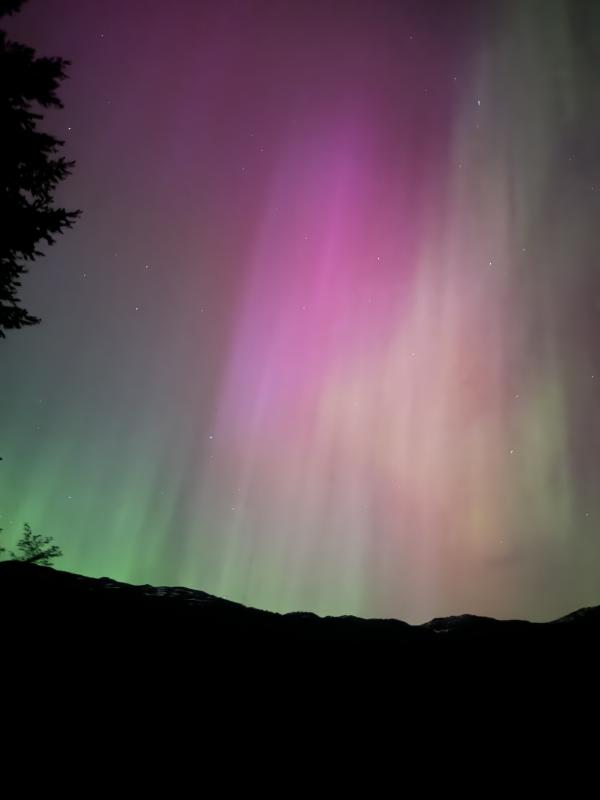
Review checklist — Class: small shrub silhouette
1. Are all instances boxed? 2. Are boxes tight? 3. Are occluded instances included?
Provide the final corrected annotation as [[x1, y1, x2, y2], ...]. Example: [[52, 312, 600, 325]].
[[10, 523, 63, 566]]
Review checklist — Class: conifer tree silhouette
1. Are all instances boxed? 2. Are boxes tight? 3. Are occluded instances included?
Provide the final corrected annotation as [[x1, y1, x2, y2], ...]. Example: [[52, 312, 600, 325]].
[[0, 0, 80, 337]]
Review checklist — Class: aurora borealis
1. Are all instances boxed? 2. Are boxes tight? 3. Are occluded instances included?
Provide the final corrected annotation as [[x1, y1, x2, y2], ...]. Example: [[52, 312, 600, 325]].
[[2, 0, 600, 623]]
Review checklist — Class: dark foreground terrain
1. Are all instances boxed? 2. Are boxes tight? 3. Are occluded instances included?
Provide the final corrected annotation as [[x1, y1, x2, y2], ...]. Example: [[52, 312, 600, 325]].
[[2, 560, 599, 656]]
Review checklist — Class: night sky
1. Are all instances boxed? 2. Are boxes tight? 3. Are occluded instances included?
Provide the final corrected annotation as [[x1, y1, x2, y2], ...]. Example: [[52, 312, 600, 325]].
[[2, 0, 600, 623]]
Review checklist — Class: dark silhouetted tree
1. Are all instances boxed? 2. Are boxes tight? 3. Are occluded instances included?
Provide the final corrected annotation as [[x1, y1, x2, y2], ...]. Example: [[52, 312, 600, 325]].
[[0, 0, 80, 338], [10, 522, 62, 566]]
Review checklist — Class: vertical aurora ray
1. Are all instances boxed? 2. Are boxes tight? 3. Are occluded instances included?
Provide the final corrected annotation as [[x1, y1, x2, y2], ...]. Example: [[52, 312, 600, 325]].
[[1, 0, 599, 622]]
